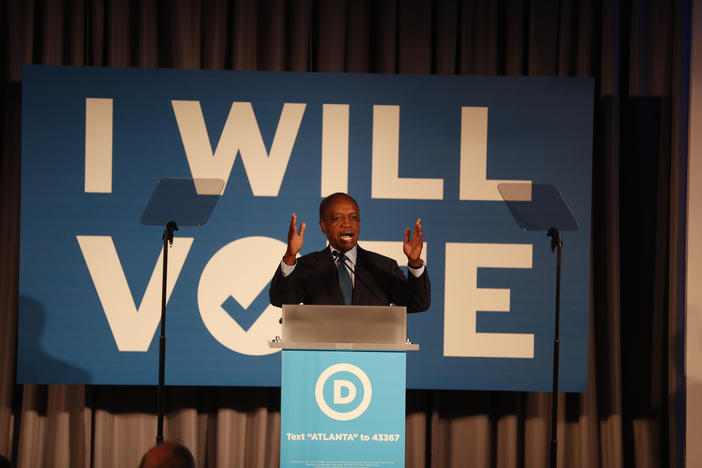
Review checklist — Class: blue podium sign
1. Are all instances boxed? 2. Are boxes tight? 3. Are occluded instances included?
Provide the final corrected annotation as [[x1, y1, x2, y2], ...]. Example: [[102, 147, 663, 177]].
[[281, 350, 406, 467]]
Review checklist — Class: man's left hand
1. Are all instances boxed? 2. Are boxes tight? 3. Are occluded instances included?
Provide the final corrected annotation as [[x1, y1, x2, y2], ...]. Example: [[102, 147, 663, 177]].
[[403, 218, 424, 268]]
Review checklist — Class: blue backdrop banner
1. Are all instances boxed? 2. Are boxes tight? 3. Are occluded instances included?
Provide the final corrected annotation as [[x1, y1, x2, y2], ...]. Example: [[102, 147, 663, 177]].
[[19, 65, 593, 391]]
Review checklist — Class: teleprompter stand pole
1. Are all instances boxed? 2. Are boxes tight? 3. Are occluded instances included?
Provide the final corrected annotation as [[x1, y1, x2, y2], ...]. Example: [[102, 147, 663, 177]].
[[141, 178, 224, 446], [497, 183, 578, 468], [547, 227, 562, 468], [156, 220, 178, 445]]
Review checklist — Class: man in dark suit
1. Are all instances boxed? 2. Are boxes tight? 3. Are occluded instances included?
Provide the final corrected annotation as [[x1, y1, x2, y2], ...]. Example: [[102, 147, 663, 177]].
[[269, 193, 430, 313]]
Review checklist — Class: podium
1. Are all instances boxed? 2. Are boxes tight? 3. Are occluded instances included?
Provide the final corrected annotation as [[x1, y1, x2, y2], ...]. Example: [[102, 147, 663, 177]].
[[270, 305, 418, 467]]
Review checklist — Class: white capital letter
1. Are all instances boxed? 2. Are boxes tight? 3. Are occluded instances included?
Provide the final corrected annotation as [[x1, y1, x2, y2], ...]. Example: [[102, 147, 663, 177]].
[[198, 236, 285, 356], [76, 236, 193, 351], [371, 105, 444, 199], [172, 100, 306, 196], [321, 104, 349, 196], [334, 380, 357, 404], [85, 98, 113, 193], [459, 107, 532, 200], [444, 242, 533, 358]]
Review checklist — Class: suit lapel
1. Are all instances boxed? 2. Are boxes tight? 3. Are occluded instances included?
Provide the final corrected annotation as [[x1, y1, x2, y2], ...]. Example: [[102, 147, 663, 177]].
[[352, 247, 374, 305]]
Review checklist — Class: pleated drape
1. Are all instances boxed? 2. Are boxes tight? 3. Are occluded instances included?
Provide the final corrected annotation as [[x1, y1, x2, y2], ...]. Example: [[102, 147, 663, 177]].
[[0, 0, 688, 467]]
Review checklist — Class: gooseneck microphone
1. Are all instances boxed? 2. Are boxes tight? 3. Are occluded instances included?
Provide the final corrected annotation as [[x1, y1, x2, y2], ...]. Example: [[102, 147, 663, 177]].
[[332, 250, 387, 304]]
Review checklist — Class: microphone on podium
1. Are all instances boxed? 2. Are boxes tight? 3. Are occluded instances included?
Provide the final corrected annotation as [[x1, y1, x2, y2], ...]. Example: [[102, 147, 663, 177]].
[[332, 250, 386, 304]]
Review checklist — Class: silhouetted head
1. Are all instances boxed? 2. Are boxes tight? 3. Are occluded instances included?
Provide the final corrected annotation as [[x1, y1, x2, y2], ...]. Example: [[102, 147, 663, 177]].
[[138, 441, 195, 468]]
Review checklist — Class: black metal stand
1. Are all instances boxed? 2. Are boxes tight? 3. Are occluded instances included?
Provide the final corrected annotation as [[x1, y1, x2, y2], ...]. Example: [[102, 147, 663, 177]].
[[547, 227, 562, 468], [156, 220, 178, 445], [497, 183, 577, 468]]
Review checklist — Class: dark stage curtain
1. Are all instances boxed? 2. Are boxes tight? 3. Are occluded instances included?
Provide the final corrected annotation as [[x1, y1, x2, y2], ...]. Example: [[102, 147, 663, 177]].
[[0, 0, 688, 466]]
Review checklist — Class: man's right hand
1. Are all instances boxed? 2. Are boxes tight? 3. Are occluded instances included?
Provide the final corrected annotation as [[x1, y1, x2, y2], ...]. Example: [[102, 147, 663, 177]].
[[283, 213, 305, 265]]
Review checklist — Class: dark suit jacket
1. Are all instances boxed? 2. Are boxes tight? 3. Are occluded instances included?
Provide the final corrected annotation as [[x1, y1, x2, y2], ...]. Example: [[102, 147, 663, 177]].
[[269, 246, 430, 313]]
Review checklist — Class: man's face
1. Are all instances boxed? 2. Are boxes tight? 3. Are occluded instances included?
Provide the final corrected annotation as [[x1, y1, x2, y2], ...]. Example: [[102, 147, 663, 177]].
[[319, 196, 360, 252]]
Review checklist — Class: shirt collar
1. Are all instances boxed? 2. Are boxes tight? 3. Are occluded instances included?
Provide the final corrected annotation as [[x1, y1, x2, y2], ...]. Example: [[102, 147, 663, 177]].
[[330, 244, 357, 266]]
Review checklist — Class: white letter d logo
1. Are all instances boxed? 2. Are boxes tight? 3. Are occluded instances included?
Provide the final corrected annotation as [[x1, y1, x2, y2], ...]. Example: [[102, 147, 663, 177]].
[[315, 364, 372, 421]]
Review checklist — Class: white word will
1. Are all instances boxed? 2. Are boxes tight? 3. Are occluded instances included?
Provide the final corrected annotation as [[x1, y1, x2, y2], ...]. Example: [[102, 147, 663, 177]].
[[84, 99, 530, 200]]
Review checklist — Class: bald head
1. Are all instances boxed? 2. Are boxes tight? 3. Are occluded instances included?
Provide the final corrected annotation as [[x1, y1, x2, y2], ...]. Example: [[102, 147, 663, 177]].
[[138, 441, 195, 468], [319, 192, 359, 221]]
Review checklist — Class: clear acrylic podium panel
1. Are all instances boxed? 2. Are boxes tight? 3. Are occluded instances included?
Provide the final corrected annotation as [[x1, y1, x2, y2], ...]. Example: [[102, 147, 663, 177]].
[[497, 183, 579, 231], [140, 178, 224, 227], [272, 304, 418, 351]]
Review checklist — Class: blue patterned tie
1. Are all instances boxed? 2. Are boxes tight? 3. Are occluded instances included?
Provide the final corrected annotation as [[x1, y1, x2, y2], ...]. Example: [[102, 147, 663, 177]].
[[337, 254, 353, 305]]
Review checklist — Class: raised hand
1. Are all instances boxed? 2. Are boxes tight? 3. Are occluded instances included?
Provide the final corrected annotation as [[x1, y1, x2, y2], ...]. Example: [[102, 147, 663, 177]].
[[403, 218, 423, 267], [283, 213, 306, 266]]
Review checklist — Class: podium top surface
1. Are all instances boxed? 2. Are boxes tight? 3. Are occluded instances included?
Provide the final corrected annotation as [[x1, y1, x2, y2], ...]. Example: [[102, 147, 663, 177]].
[[275, 304, 412, 349], [269, 341, 419, 351]]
